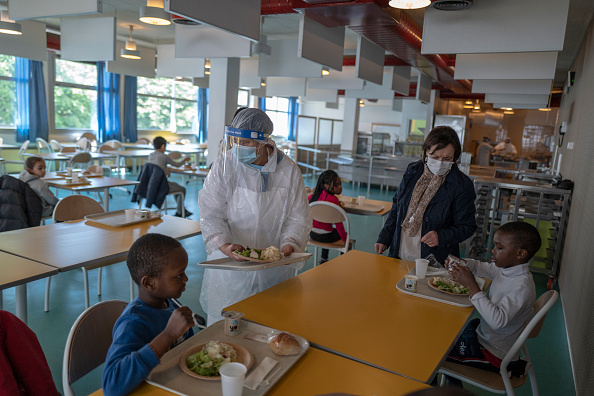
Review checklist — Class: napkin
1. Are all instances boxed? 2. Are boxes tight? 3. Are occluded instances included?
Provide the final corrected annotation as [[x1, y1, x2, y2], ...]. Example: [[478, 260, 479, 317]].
[[243, 356, 278, 390]]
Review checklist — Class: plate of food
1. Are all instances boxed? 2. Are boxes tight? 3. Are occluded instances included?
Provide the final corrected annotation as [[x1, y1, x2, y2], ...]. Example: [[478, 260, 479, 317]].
[[233, 246, 283, 263], [180, 341, 254, 381], [428, 276, 470, 296]]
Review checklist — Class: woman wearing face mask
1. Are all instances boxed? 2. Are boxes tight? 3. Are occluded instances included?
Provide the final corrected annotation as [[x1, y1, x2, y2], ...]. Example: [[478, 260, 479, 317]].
[[375, 126, 476, 265], [198, 108, 312, 325]]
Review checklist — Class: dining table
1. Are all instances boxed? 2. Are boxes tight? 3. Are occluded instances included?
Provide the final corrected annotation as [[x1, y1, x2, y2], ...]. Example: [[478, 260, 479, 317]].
[[224, 250, 476, 384], [0, 251, 59, 323], [0, 215, 201, 323], [338, 195, 392, 221], [104, 149, 153, 174]]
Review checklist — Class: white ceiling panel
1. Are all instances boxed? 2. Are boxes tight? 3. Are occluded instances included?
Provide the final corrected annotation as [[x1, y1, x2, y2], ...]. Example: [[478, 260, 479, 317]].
[[0, 20, 47, 62], [345, 67, 396, 100], [304, 87, 338, 103], [298, 14, 344, 71], [175, 25, 252, 58], [493, 103, 547, 110], [156, 44, 205, 78], [422, 0, 570, 54], [485, 94, 550, 104], [355, 36, 384, 85], [472, 79, 552, 94], [454, 52, 558, 80], [393, 66, 411, 96], [107, 42, 156, 78], [307, 66, 364, 90], [9, 0, 101, 20], [259, 39, 323, 78], [416, 73, 432, 104], [239, 59, 261, 88], [265, 77, 307, 97], [166, 0, 260, 41], [61, 17, 116, 62], [192, 76, 209, 88]]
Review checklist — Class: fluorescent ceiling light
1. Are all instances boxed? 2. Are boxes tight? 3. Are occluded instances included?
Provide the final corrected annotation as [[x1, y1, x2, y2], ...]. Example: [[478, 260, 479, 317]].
[[205, 59, 210, 69], [322, 67, 330, 76], [0, 10, 22, 35], [139, 0, 171, 26], [389, 0, 431, 10], [121, 26, 141, 60]]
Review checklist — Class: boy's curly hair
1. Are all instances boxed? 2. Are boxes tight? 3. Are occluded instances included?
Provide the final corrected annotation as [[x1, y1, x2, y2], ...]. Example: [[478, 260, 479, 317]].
[[498, 221, 542, 261], [127, 233, 182, 285]]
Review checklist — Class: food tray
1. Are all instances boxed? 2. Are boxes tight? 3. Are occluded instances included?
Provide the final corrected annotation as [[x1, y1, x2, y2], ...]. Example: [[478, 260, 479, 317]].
[[146, 320, 309, 396], [341, 203, 384, 213], [48, 179, 92, 187], [395, 268, 488, 308], [84, 210, 162, 227], [199, 253, 312, 271]]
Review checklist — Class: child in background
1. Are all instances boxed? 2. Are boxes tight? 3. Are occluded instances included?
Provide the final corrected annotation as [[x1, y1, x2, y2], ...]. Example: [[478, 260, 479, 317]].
[[102, 234, 196, 396], [445, 221, 542, 378], [308, 170, 347, 265], [19, 156, 58, 217]]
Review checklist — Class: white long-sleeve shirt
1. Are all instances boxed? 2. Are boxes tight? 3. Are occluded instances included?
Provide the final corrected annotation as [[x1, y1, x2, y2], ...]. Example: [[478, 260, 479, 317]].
[[465, 259, 535, 360]]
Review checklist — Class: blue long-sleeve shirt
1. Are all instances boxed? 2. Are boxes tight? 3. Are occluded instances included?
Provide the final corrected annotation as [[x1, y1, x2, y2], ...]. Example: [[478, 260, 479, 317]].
[[102, 298, 194, 396]]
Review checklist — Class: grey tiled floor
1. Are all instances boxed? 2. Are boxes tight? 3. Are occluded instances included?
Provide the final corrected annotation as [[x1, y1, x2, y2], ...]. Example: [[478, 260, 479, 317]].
[[0, 172, 575, 395]]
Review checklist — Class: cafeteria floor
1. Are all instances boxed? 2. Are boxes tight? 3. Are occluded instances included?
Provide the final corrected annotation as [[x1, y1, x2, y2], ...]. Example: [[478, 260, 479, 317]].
[[1, 172, 576, 395]]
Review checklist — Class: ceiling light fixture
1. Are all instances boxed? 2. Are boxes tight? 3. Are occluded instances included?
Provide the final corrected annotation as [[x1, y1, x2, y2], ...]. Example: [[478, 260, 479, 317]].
[[503, 107, 514, 114], [473, 99, 480, 110], [388, 0, 431, 10], [538, 107, 552, 112], [139, 0, 171, 26], [204, 70, 210, 75], [0, 10, 22, 35], [121, 26, 141, 60], [463, 100, 473, 109], [205, 59, 210, 69], [260, 79, 266, 87], [359, 99, 365, 107], [322, 67, 330, 76]]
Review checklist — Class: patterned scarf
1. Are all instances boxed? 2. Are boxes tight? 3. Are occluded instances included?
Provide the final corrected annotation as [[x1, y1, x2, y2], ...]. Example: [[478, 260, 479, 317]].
[[401, 164, 449, 237]]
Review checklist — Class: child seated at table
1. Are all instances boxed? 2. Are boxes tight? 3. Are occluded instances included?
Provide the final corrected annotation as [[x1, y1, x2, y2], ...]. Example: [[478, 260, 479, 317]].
[[18, 156, 58, 218], [148, 136, 192, 218], [444, 221, 541, 378], [102, 233, 196, 396], [308, 170, 348, 265]]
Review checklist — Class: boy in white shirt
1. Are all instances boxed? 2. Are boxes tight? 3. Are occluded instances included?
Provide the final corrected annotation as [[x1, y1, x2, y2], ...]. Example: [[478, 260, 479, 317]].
[[445, 221, 541, 377]]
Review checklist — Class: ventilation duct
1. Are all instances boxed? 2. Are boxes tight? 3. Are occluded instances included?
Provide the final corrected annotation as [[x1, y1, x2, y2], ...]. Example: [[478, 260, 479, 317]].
[[431, 0, 473, 11]]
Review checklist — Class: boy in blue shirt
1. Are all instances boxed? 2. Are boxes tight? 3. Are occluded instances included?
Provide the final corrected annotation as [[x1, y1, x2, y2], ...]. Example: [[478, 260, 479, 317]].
[[102, 234, 197, 396]]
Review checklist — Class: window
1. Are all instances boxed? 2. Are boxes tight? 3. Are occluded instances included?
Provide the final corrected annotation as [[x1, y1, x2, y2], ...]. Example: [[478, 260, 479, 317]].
[[265, 96, 289, 138], [54, 59, 97, 129], [0, 54, 16, 127], [238, 89, 249, 107], [137, 77, 198, 133]]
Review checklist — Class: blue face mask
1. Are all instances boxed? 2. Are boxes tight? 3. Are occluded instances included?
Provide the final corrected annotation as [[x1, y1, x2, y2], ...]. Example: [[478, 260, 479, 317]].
[[232, 144, 258, 164]]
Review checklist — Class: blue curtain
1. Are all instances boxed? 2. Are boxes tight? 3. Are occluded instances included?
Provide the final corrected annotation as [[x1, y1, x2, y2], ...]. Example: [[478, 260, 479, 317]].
[[123, 75, 138, 143], [15, 58, 49, 143], [287, 97, 298, 141], [258, 97, 266, 111], [97, 62, 121, 143], [197, 87, 208, 143]]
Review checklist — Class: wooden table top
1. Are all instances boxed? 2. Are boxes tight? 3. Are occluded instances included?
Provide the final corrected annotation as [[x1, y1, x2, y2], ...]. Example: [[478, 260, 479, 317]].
[[168, 166, 209, 176], [225, 250, 475, 383], [0, 216, 201, 271], [105, 149, 153, 157], [0, 251, 58, 291], [60, 152, 116, 159], [89, 347, 429, 396], [46, 176, 138, 191], [23, 152, 70, 160], [339, 195, 392, 217]]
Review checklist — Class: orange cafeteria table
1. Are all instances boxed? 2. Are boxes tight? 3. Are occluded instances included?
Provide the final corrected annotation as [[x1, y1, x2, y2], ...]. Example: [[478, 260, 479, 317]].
[[89, 347, 430, 396], [225, 250, 475, 384]]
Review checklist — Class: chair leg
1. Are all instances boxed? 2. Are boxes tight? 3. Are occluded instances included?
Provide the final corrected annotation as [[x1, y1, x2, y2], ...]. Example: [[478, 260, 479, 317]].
[[313, 246, 318, 267], [44, 277, 51, 312], [82, 268, 90, 309], [98, 267, 102, 296]]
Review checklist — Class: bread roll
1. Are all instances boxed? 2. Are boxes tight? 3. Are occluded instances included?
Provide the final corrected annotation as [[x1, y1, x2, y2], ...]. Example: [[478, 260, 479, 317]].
[[269, 332, 300, 356]]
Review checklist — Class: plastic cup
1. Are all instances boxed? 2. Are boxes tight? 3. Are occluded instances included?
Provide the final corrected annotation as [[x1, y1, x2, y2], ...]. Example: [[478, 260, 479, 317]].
[[223, 311, 245, 336], [72, 173, 79, 183], [138, 209, 150, 219], [404, 275, 418, 292], [415, 258, 429, 279], [124, 209, 135, 222], [358, 195, 365, 206], [219, 362, 247, 396], [65, 167, 73, 176]]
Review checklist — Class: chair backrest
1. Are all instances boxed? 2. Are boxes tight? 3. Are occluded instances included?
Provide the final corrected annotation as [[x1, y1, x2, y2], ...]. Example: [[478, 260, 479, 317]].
[[310, 200, 349, 225], [76, 137, 91, 152], [61, 146, 76, 153], [104, 140, 123, 150], [81, 132, 97, 142], [49, 139, 62, 152], [52, 195, 104, 222], [501, 290, 558, 369], [36, 138, 53, 153], [85, 165, 104, 174], [18, 140, 30, 160], [136, 137, 151, 145], [68, 152, 93, 168], [168, 151, 182, 160], [62, 300, 128, 396]]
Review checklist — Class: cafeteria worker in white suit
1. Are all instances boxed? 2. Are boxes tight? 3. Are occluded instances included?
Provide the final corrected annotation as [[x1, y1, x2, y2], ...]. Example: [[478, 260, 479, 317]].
[[199, 108, 312, 325]]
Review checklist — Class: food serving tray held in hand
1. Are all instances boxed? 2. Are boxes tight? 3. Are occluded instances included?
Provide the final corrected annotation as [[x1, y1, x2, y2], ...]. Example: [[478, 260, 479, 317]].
[[146, 320, 309, 396], [84, 210, 162, 227], [199, 252, 312, 271], [396, 268, 488, 308]]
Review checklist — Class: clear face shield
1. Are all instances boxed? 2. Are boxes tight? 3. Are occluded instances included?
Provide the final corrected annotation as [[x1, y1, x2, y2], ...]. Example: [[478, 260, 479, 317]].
[[222, 126, 272, 175]]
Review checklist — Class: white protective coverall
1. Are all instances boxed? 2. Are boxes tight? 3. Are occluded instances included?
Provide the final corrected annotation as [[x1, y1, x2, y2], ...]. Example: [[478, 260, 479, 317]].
[[198, 145, 312, 324]]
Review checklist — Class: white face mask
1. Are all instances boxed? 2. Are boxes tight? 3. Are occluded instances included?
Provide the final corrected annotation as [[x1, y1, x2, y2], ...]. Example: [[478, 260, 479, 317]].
[[426, 157, 453, 176]]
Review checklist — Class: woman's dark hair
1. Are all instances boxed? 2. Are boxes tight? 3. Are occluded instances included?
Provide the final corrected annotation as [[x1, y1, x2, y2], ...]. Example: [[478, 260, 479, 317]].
[[310, 170, 340, 202], [422, 125, 462, 162]]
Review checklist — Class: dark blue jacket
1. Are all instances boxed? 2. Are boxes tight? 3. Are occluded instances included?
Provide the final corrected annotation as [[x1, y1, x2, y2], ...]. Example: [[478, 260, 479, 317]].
[[376, 160, 476, 264], [131, 163, 169, 209], [0, 175, 42, 232]]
